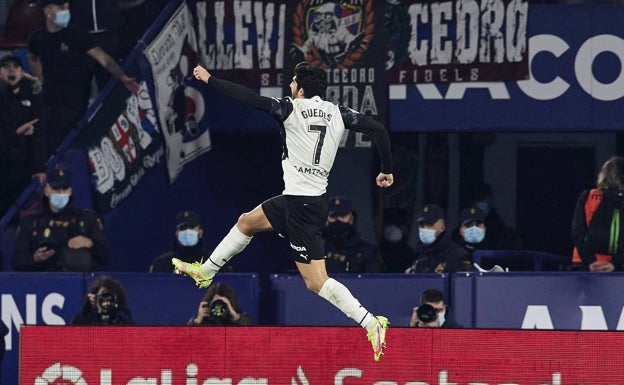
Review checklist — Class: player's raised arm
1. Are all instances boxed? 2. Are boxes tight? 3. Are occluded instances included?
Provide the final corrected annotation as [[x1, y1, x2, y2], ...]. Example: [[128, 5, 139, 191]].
[[192, 65, 273, 112], [340, 106, 394, 187]]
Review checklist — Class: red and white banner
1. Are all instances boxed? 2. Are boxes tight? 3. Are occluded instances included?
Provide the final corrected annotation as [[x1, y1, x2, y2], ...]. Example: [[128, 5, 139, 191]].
[[20, 326, 624, 384]]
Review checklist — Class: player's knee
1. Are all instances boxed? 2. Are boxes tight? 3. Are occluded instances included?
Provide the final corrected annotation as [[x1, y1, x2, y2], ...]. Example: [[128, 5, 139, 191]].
[[236, 212, 253, 233], [302, 277, 322, 294]]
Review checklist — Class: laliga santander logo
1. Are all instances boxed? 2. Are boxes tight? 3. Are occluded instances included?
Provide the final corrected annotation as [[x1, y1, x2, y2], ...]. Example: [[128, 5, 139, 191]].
[[34, 363, 312, 385], [291, 366, 309, 385], [35, 363, 87, 385]]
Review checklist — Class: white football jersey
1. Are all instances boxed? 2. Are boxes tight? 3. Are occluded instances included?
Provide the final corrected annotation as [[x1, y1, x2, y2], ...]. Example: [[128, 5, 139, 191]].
[[278, 96, 344, 196]]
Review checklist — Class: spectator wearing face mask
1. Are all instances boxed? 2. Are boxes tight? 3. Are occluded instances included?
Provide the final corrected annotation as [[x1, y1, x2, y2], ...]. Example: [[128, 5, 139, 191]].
[[12, 168, 111, 272], [451, 206, 488, 270], [322, 196, 383, 273], [150, 210, 219, 273], [408, 288, 462, 328], [28, 0, 139, 156], [378, 207, 416, 273], [405, 204, 468, 274]]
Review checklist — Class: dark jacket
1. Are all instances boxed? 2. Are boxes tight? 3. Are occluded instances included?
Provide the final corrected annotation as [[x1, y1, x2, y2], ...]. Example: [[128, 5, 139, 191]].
[[71, 301, 134, 325], [0, 76, 47, 216], [440, 308, 463, 328], [378, 238, 416, 273], [12, 197, 111, 271], [571, 188, 624, 268], [482, 208, 523, 250], [324, 233, 383, 273], [409, 231, 468, 274], [187, 312, 252, 326]]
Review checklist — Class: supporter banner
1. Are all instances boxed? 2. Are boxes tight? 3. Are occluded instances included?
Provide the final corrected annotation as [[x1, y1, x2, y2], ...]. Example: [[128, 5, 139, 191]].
[[389, 3, 624, 131], [143, 2, 212, 183], [189, 0, 286, 91], [386, 0, 529, 84], [285, 0, 388, 147], [81, 67, 164, 212], [20, 327, 624, 384]]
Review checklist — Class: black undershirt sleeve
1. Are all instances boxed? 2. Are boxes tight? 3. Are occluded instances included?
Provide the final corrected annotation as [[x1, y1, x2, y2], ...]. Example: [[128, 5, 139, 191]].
[[208, 76, 274, 113], [339, 106, 393, 174]]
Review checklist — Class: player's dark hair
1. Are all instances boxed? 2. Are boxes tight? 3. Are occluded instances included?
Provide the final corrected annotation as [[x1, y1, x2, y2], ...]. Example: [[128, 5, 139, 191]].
[[420, 289, 445, 305], [294, 61, 327, 98]]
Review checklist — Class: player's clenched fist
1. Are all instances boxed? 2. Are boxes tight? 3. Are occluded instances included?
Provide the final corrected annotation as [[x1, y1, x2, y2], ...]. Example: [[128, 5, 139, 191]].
[[193, 65, 210, 83]]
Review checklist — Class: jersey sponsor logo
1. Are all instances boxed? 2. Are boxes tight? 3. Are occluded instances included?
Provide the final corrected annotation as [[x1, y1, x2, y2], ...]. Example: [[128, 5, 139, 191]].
[[292, 165, 330, 177]]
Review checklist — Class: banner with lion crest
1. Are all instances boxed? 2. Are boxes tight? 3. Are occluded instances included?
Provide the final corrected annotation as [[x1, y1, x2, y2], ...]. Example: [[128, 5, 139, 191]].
[[285, 0, 388, 146]]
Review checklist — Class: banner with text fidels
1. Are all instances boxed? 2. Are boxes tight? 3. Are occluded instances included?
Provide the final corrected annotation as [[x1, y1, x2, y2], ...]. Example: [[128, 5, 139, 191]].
[[20, 327, 624, 385], [386, 0, 529, 84], [144, 2, 211, 183]]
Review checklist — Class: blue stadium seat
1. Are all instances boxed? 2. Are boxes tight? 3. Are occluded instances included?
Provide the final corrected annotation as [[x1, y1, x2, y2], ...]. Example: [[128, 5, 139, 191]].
[[473, 250, 569, 271]]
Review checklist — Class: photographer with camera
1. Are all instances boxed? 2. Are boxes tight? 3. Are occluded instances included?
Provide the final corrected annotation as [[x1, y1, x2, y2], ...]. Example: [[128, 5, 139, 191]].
[[187, 282, 252, 326], [409, 288, 462, 328], [412, 304, 440, 327], [71, 275, 134, 325]]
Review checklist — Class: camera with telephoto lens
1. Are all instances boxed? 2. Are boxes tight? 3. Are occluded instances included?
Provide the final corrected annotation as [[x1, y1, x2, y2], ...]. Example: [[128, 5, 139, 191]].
[[96, 291, 118, 316], [416, 304, 438, 325], [208, 299, 231, 322]]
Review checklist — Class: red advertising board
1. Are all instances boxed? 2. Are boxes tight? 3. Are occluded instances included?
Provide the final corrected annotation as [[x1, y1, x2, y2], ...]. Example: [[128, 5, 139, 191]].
[[20, 326, 624, 384]]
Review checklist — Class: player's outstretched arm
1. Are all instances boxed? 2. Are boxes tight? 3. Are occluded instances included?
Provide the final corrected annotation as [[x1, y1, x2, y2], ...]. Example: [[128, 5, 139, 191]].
[[192, 65, 273, 112]]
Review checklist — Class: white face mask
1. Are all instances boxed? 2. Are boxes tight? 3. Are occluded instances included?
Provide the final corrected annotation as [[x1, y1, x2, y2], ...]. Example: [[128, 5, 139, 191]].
[[463, 226, 485, 244], [54, 9, 71, 28], [437, 310, 446, 326], [50, 193, 70, 210], [177, 229, 199, 247], [419, 228, 437, 245]]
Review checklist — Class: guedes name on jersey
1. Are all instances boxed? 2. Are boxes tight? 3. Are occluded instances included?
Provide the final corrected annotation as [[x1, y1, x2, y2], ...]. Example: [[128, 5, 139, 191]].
[[301, 108, 332, 121]]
